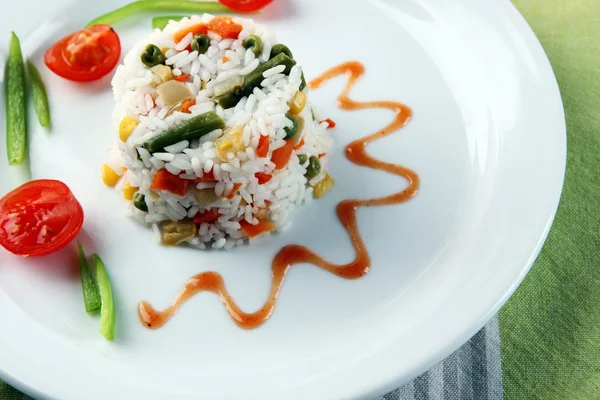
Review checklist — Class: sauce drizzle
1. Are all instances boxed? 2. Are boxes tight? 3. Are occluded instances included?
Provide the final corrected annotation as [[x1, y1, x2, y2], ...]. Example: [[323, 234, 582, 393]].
[[139, 61, 420, 330]]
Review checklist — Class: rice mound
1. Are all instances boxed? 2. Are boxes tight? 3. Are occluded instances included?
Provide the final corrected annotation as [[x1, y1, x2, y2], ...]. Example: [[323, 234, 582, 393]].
[[106, 14, 333, 250]]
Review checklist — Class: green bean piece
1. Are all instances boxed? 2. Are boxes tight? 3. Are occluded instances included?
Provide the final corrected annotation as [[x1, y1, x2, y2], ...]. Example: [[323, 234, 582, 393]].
[[141, 44, 166, 67], [283, 114, 298, 139], [268, 44, 306, 89], [191, 34, 210, 54], [270, 44, 293, 59], [152, 15, 188, 30], [77, 242, 102, 313], [133, 192, 148, 212], [87, 1, 231, 27], [143, 111, 225, 153], [215, 53, 296, 109], [300, 73, 307, 91], [26, 59, 51, 128], [297, 154, 308, 165], [4, 32, 27, 165], [305, 156, 321, 179], [94, 254, 116, 341], [243, 35, 263, 56]]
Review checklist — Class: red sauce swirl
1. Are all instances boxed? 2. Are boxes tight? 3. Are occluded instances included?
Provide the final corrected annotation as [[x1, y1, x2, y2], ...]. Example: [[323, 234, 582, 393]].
[[139, 61, 420, 330]]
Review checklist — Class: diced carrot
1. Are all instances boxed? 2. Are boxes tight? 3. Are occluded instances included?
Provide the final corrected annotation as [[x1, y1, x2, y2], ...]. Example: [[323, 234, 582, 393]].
[[173, 23, 208, 44], [293, 138, 304, 150], [222, 55, 230, 62], [255, 173, 272, 184], [256, 135, 270, 158], [150, 170, 189, 196], [271, 140, 295, 170], [225, 183, 243, 199], [181, 98, 196, 113], [208, 16, 243, 39], [318, 153, 326, 159], [240, 219, 276, 238], [321, 118, 336, 129], [193, 210, 220, 224], [195, 169, 215, 182], [174, 74, 190, 82], [121, 167, 128, 173]]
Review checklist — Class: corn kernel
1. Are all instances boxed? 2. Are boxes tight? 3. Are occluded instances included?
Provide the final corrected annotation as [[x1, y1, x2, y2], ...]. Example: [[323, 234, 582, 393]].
[[102, 164, 121, 186], [289, 91, 306, 115], [119, 117, 138, 142], [123, 182, 138, 200], [313, 172, 335, 199], [218, 140, 233, 152], [216, 125, 245, 161]]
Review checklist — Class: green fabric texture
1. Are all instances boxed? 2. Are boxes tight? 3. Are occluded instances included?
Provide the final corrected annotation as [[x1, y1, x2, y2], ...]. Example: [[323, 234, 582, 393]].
[[500, 1, 600, 399], [0, 381, 21, 400]]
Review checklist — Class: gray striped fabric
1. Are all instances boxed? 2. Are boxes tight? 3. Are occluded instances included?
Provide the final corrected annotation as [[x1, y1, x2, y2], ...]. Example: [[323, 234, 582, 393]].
[[376, 316, 503, 400]]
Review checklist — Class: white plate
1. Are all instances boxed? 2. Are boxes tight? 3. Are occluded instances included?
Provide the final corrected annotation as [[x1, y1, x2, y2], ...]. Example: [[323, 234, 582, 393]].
[[0, 0, 565, 399]]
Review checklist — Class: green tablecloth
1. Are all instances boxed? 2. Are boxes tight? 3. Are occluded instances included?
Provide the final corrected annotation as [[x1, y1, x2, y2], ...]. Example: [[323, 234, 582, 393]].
[[1, 0, 598, 399], [499, 0, 600, 399]]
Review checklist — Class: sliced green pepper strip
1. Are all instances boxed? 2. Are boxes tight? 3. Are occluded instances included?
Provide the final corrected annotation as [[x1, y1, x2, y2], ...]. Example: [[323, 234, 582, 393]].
[[87, 1, 231, 27], [26, 59, 51, 128], [4, 32, 27, 165], [93, 254, 116, 341], [78, 242, 101, 313], [152, 15, 188, 30]]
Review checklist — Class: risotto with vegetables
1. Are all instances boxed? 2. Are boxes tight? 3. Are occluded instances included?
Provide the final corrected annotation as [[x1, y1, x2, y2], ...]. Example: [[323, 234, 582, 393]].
[[103, 15, 335, 249]]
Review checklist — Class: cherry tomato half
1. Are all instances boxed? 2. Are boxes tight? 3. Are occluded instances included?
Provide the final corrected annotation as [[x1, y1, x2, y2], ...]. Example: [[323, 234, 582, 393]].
[[44, 24, 121, 82], [218, 0, 274, 13], [0, 180, 84, 257]]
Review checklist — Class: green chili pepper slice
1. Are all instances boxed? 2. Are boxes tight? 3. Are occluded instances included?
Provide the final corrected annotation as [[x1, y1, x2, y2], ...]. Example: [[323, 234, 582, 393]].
[[78, 242, 102, 313], [152, 15, 188, 30], [4, 32, 27, 165], [94, 254, 116, 341], [26, 59, 51, 128], [88, 1, 231, 28]]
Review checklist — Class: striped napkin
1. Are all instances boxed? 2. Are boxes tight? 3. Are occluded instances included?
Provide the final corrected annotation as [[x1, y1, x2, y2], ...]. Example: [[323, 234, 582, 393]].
[[2, 0, 598, 399]]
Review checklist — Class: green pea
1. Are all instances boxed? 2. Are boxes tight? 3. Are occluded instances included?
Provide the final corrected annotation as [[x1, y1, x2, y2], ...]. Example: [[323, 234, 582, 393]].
[[283, 114, 298, 139], [133, 192, 148, 212], [270, 44, 293, 59], [141, 44, 166, 67], [297, 154, 308, 165], [191, 34, 210, 54], [305, 156, 321, 179], [243, 34, 263, 56]]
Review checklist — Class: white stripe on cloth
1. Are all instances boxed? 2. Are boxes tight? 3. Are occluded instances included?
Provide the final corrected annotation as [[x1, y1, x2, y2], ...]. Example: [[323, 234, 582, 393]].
[[374, 315, 503, 400]]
